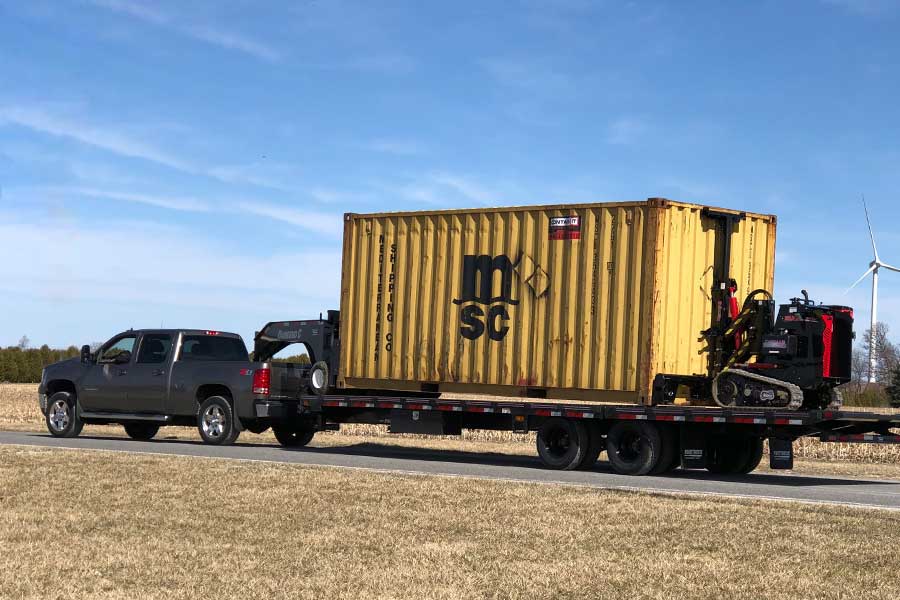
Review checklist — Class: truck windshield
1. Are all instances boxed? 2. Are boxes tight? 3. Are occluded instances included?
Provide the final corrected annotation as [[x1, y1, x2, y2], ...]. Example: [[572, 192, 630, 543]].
[[179, 336, 249, 362]]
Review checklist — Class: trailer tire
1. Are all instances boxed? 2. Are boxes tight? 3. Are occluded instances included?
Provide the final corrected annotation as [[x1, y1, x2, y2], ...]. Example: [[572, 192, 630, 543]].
[[650, 424, 679, 475], [606, 421, 663, 476], [536, 418, 589, 470], [737, 437, 764, 474], [308, 361, 329, 396], [707, 436, 753, 474], [576, 423, 604, 471], [273, 425, 316, 448], [123, 422, 159, 441]]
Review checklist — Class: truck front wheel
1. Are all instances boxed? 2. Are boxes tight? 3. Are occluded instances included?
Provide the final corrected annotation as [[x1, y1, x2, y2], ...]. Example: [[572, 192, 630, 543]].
[[197, 396, 240, 445], [272, 425, 315, 448], [45, 392, 84, 438], [536, 418, 589, 470], [606, 421, 663, 476]]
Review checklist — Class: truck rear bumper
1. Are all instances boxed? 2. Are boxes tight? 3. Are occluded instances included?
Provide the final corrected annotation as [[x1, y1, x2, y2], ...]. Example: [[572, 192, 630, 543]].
[[254, 399, 303, 420]]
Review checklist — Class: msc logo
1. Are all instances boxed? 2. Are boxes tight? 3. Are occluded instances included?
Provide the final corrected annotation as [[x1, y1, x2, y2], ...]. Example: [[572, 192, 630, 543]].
[[452, 254, 520, 341]]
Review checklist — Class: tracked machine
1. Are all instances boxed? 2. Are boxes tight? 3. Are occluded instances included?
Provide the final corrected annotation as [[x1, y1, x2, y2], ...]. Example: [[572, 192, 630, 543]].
[[656, 286, 854, 411]]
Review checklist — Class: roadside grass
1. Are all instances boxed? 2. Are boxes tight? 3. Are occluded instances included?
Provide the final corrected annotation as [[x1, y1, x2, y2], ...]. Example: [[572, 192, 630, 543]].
[[6, 384, 900, 479], [2, 445, 900, 600]]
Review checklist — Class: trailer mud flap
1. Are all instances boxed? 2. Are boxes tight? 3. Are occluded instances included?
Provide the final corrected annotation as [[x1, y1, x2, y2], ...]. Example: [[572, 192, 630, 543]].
[[769, 437, 794, 470], [680, 426, 707, 469]]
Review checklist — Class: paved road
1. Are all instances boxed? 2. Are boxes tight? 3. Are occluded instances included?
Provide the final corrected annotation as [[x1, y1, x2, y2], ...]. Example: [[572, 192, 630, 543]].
[[3, 430, 900, 510]]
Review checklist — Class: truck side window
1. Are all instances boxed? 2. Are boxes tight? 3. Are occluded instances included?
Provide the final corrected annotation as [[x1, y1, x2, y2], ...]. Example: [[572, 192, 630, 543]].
[[98, 336, 136, 363], [137, 334, 172, 364], [179, 336, 249, 362]]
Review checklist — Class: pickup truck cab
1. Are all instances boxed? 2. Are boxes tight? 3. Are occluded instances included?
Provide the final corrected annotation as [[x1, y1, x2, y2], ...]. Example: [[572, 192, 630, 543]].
[[37, 329, 305, 445]]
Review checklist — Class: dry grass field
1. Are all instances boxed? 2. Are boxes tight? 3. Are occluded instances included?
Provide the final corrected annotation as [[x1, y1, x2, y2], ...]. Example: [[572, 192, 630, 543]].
[[2, 445, 900, 600], [5, 384, 900, 478]]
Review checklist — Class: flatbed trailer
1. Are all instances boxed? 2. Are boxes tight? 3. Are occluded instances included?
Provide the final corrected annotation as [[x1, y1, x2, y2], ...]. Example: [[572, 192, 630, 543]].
[[254, 391, 900, 475]]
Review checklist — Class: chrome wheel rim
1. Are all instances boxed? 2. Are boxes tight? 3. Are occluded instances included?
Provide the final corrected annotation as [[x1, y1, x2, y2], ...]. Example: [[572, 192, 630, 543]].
[[49, 399, 70, 432], [202, 405, 226, 439], [311, 368, 325, 390]]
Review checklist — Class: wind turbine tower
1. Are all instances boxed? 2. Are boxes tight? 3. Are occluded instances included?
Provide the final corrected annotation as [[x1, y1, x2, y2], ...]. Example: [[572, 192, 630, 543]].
[[847, 198, 900, 382]]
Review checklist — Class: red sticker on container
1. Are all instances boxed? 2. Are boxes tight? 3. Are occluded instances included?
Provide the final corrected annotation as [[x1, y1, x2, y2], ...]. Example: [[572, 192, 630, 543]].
[[549, 216, 580, 240]]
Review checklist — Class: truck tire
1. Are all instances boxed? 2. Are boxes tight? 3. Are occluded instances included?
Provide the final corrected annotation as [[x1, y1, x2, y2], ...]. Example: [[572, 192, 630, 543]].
[[650, 424, 679, 475], [706, 436, 753, 474], [45, 391, 84, 438], [606, 421, 663, 476], [272, 425, 316, 448], [123, 422, 159, 441], [197, 396, 241, 445], [308, 361, 329, 396], [575, 422, 604, 470], [536, 418, 589, 470]]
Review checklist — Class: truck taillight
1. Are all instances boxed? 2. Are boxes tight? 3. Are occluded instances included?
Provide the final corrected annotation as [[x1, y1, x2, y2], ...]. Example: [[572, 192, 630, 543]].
[[252, 368, 270, 396]]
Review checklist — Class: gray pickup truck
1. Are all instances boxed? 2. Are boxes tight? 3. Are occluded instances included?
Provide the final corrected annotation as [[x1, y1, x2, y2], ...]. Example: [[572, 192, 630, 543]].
[[37, 328, 319, 446]]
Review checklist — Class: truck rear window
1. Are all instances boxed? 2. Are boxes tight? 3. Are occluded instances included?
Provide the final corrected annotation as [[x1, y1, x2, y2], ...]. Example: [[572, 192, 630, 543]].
[[179, 336, 249, 362]]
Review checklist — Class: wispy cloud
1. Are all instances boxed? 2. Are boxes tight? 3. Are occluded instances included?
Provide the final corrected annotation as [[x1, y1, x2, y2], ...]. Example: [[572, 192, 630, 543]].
[[0, 105, 190, 170], [358, 138, 425, 156], [235, 201, 344, 238], [60, 186, 211, 212], [0, 105, 292, 189], [606, 116, 648, 145], [479, 57, 573, 95], [822, 0, 898, 16], [86, 0, 280, 61]]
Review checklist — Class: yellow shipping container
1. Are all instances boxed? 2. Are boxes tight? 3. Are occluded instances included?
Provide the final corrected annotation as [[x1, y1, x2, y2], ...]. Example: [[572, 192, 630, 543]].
[[338, 198, 776, 405]]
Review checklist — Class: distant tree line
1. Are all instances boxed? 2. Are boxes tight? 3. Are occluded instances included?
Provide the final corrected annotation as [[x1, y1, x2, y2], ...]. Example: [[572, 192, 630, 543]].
[[843, 323, 900, 408], [0, 341, 80, 383]]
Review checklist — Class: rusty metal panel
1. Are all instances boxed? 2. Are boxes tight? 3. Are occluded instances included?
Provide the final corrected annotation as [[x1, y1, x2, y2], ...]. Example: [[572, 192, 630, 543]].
[[338, 199, 776, 404]]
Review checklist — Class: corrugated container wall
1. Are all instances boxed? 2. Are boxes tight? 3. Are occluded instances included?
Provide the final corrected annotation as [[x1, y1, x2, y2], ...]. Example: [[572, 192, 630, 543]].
[[338, 199, 776, 404]]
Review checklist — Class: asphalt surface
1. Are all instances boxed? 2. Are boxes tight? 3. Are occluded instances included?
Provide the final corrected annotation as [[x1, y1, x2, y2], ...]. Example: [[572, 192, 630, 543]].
[[3, 430, 900, 510]]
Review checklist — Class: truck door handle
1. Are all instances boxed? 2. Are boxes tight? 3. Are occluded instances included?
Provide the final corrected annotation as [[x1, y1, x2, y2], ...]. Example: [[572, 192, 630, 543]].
[[152, 369, 166, 376], [118, 370, 128, 376]]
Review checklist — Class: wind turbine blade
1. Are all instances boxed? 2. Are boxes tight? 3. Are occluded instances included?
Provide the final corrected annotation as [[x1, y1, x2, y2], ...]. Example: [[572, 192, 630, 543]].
[[879, 262, 900, 273], [845, 264, 876, 294], [863, 195, 880, 261]]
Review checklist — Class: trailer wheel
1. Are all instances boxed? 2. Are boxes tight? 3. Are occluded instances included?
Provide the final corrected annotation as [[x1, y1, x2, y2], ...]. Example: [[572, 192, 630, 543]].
[[308, 361, 329, 396], [536, 418, 589, 470], [737, 437, 764, 474], [606, 421, 663, 476], [706, 436, 753, 474], [650, 424, 679, 475], [273, 425, 316, 448], [576, 423, 604, 471]]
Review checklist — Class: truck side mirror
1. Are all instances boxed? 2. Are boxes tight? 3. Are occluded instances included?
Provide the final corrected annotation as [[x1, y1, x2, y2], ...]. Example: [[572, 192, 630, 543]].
[[81, 345, 92, 364]]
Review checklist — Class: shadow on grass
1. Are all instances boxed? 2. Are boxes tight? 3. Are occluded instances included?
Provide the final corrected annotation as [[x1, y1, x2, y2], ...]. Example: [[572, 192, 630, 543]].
[[12, 430, 899, 488]]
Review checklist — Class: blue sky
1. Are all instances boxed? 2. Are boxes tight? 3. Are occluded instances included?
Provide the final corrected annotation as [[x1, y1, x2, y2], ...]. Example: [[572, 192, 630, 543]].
[[1, 0, 900, 348]]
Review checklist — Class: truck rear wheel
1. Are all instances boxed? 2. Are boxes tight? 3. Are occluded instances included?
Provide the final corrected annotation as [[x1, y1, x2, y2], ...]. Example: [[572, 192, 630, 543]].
[[273, 425, 316, 448], [606, 421, 663, 476], [197, 396, 240, 445], [536, 418, 589, 470], [123, 422, 159, 441]]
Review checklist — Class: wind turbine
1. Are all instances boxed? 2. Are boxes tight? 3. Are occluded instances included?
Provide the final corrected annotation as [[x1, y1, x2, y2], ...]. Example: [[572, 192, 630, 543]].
[[847, 198, 900, 382]]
